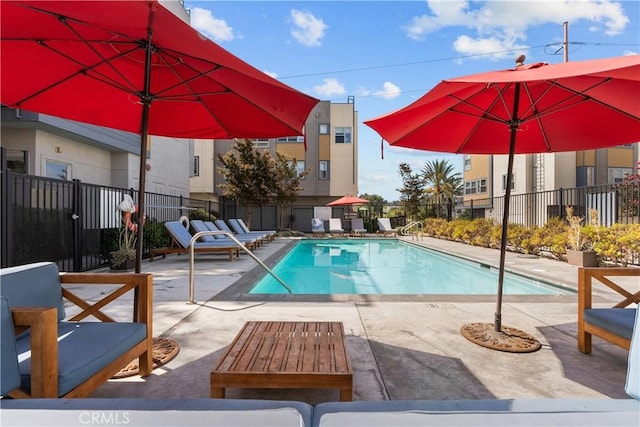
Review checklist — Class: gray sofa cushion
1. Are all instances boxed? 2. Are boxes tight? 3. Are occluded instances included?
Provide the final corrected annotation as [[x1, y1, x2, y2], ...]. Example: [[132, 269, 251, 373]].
[[0, 398, 313, 427], [314, 399, 640, 427], [0, 262, 65, 321], [1, 297, 20, 395], [15, 322, 147, 396], [584, 308, 636, 339]]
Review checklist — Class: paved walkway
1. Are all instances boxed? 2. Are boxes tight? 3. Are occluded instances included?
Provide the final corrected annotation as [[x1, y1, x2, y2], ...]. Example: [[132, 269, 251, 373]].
[[77, 235, 635, 404]]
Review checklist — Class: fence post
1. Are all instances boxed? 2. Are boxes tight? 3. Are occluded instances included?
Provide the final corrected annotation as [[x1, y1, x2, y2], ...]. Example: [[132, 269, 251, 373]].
[[470, 199, 474, 220], [72, 179, 83, 271], [0, 148, 7, 267], [559, 188, 564, 219]]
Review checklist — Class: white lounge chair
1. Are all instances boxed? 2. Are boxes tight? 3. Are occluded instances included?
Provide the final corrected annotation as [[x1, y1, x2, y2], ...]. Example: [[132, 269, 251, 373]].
[[377, 217, 398, 237], [350, 218, 366, 237], [329, 218, 344, 236], [311, 218, 326, 237], [150, 221, 243, 261]]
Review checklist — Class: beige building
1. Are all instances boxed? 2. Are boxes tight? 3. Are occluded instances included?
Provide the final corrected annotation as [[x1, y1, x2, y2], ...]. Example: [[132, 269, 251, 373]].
[[190, 99, 359, 206], [463, 144, 639, 222]]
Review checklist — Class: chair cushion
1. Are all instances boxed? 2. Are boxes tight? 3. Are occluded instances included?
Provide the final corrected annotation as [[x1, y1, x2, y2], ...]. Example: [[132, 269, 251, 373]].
[[1, 297, 21, 395], [583, 308, 635, 339], [0, 262, 65, 321], [16, 322, 147, 396], [625, 307, 639, 400]]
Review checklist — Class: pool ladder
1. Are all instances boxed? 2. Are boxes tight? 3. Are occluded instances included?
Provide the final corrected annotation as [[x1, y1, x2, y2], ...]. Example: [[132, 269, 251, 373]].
[[399, 221, 423, 236], [187, 230, 292, 304]]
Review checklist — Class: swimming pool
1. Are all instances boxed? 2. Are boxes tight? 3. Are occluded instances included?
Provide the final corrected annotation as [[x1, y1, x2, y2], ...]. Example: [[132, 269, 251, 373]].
[[249, 239, 573, 295]]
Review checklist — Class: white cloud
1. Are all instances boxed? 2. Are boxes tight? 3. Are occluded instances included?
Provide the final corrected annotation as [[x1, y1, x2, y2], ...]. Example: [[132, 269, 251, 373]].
[[404, 1, 630, 60], [313, 78, 345, 97], [374, 82, 401, 100], [190, 7, 234, 42], [263, 70, 278, 79], [290, 9, 328, 47]]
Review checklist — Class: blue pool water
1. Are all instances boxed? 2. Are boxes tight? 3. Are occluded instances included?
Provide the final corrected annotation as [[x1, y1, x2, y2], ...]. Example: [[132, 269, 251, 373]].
[[249, 239, 572, 295]]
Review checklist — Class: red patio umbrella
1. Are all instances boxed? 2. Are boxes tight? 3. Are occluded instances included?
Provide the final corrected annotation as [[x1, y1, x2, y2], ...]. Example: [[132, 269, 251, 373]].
[[327, 195, 370, 206], [365, 54, 640, 352], [1, 0, 319, 272]]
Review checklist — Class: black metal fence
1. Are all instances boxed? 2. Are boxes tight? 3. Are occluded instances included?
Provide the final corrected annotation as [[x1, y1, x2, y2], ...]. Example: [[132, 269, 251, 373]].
[[2, 158, 638, 271]]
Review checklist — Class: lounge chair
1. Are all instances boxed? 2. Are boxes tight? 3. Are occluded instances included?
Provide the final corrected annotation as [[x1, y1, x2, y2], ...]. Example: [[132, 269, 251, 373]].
[[329, 218, 344, 236], [311, 218, 326, 237], [227, 219, 272, 243], [350, 218, 366, 237], [377, 217, 398, 237], [190, 220, 260, 250], [235, 218, 277, 241], [149, 221, 243, 261]]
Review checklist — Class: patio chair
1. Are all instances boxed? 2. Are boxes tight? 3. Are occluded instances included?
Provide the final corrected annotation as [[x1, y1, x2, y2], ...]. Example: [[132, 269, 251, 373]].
[[235, 218, 276, 241], [377, 217, 398, 237], [329, 218, 344, 236], [149, 221, 243, 261], [350, 218, 366, 237], [227, 219, 271, 244], [311, 218, 326, 237], [190, 220, 260, 250]]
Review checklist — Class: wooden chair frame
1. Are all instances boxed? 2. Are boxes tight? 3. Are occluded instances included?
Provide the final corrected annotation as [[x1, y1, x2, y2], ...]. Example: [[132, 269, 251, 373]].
[[7, 272, 153, 398], [578, 267, 640, 354]]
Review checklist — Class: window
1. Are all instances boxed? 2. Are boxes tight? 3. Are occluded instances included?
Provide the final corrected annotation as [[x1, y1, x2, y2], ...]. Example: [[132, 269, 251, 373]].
[[463, 155, 471, 171], [45, 160, 70, 180], [319, 124, 329, 134], [295, 160, 306, 178], [192, 156, 199, 177], [276, 136, 304, 143], [502, 174, 514, 191], [6, 149, 27, 173], [252, 139, 270, 148], [335, 127, 351, 143], [585, 166, 595, 186], [608, 167, 633, 183], [464, 178, 487, 195], [319, 161, 328, 180]]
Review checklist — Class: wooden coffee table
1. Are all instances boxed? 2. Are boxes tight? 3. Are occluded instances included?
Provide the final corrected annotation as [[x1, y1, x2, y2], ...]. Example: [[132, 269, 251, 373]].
[[211, 321, 352, 401]]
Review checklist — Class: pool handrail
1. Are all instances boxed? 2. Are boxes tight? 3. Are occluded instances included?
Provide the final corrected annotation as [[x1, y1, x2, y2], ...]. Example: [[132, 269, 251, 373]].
[[188, 230, 291, 303]]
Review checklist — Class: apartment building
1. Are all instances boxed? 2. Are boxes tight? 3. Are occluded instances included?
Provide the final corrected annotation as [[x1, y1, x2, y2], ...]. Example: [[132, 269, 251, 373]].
[[190, 99, 359, 206], [463, 144, 639, 221]]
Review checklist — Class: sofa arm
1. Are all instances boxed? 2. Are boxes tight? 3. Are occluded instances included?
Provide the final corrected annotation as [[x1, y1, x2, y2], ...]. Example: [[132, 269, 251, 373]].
[[59, 272, 153, 376], [10, 307, 59, 398]]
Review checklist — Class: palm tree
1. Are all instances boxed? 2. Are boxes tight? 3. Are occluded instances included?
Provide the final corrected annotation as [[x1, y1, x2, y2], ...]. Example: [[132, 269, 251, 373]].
[[422, 159, 462, 218]]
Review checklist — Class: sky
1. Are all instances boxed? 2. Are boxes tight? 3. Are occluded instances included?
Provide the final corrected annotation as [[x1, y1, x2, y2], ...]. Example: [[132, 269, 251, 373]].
[[183, 0, 639, 201]]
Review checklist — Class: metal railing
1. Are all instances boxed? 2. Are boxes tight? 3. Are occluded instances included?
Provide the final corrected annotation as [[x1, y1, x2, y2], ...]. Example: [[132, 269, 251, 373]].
[[187, 230, 291, 304]]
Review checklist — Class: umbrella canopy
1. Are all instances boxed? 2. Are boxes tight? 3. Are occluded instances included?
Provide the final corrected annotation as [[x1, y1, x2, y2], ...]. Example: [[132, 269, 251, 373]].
[[1, 0, 319, 272], [365, 55, 640, 351], [365, 55, 639, 154], [327, 195, 370, 207]]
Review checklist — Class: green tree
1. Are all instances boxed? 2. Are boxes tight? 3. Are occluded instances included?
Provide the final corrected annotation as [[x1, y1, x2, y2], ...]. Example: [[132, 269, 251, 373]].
[[422, 159, 462, 218], [360, 193, 387, 218], [217, 139, 273, 227], [397, 162, 424, 219], [272, 152, 309, 230]]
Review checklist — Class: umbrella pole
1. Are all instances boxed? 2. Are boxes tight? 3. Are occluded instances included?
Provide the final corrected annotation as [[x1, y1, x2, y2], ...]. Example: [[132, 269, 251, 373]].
[[461, 82, 540, 352], [495, 82, 521, 333], [134, 8, 156, 275]]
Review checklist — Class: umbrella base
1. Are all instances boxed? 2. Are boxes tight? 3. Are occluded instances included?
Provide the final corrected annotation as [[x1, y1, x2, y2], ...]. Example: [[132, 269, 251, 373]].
[[460, 323, 541, 353]]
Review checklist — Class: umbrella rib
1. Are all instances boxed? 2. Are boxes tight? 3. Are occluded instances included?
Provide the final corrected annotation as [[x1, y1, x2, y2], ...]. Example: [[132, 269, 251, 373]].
[[13, 40, 144, 106]]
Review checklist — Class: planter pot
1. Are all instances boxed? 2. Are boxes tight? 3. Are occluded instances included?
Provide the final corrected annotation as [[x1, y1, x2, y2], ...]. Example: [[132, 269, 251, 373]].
[[110, 259, 135, 272], [566, 249, 599, 267]]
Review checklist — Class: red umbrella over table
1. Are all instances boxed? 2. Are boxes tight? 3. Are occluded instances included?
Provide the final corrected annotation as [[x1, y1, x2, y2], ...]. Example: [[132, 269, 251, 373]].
[[365, 54, 640, 352], [1, 0, 319, 271], [327, 195, 370, 206]]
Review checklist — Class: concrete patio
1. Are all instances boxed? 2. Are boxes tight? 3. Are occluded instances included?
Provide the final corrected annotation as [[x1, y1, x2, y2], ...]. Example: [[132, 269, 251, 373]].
[[71, 235, 634, 404]]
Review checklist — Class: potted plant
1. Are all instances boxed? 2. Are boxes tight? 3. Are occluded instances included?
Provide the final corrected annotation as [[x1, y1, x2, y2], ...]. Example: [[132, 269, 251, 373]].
[[565, 206, 598, 267], [110, 195, 141, 271]]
